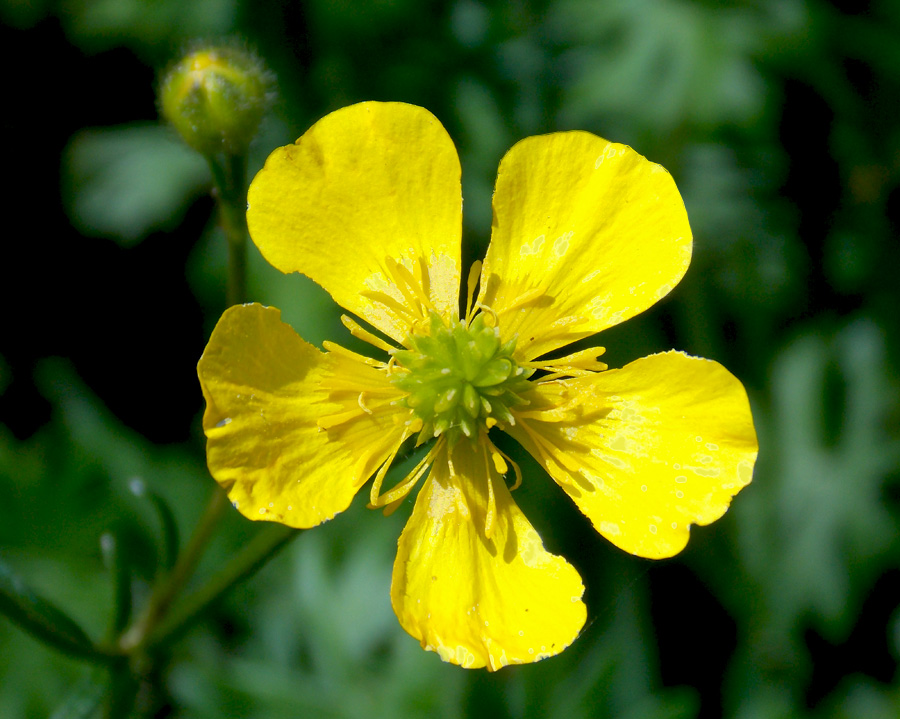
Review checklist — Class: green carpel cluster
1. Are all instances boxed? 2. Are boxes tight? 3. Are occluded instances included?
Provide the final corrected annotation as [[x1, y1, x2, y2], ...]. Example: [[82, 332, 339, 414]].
[[392, 313, 532, 442]]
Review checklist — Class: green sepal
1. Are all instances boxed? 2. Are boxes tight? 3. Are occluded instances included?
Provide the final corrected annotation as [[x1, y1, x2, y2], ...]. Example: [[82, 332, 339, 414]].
[[159, 44, 271, 158]]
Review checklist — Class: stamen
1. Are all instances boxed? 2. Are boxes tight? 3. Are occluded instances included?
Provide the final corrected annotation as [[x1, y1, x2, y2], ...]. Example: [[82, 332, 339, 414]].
[[385, 258, 436, 319], [384, 259, 422, 315], [360, 290, 417, 319], [368, 426, 414, 507], [357, 393, 374, 415], [524, 346, 608, 379], [381, 495, 407, 517], [536, 371, 583, 382], [465, 260, 482, 324], [414, 256, 432, 300], [395, 259, 436, 310], [322, 341, 387, 368], [318, 406, 365, 430], [351, 448, 377, 487], [491, 451, 507, 475], [518, 420, 586, 478], [495, 287, 545, 315], [526, 346, 607, 369], [341, 315, 398, 354], [474, 303, 499, 328], [374, 457, 430, 507], [534, 314, 584, 338], [481, 440, 497, 540], [515, 405, 579, 422], [482, 434, 523, 490], [370, 437, 444, 509], [319, 370, 398, 395], [506, 454, 523, 491]]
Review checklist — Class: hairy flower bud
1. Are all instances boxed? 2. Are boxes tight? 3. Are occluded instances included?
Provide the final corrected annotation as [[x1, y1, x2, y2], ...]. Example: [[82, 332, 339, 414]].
[[159, 44, 270, 156]]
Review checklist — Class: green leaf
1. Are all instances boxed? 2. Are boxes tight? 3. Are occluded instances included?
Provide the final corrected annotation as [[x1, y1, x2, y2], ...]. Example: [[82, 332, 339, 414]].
[[0, 557, 105, 661], [129, 478, 180, 572], [736, 321, 900, 647], [99, 532, 133, 638], [60, 0, 237, 54], [50, 670, 106, 719], [62, 124, 210, 247]]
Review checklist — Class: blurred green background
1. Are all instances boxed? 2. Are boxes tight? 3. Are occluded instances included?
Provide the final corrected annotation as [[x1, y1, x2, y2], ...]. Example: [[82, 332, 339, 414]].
[[2, 0, 900, 717]]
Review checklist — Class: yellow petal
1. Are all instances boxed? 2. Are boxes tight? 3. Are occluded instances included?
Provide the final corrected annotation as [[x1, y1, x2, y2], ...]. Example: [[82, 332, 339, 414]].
[[198, 303, 409, 528], [247, 102, 462, 343], [478, 132, 692, 360], [508, 352, 757, 559], [391, 439, 586, 670]]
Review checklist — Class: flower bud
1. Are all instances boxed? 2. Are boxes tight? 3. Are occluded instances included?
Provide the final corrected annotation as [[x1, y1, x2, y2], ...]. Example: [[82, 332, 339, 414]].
[[159, 44, 270, 156]]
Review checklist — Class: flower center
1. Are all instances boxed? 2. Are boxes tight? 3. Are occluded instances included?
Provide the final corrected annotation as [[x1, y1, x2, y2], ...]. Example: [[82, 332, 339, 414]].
[[391, 312, 533, 442]]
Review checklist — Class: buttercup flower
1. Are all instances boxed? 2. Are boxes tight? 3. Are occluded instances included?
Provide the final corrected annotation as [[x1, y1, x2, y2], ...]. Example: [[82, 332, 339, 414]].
[[198, 102, 758, 670]]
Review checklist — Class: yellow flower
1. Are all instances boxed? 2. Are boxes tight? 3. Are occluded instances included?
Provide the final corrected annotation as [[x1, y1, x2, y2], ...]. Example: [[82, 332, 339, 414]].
[[198, 102, 758, 670]]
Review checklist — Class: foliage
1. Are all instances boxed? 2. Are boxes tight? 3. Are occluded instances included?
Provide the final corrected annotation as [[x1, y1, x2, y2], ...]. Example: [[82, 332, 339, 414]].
[[2, 0, 900, 716]]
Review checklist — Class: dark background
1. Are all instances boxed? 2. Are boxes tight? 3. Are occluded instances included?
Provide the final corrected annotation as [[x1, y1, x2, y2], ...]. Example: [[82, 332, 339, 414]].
[[2, 0, 899, 717]]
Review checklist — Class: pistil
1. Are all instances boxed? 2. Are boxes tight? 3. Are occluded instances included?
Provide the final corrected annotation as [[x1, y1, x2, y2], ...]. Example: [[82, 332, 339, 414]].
[[391, 312, 532, 442]]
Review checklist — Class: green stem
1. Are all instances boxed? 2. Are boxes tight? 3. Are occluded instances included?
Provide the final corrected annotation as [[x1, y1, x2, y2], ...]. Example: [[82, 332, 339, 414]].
[[119, 489, 228, 652], [209, 152, 248, 307], [147, 524, 300, 649], [226, 223, 247, 307], [120, 152, 251, 653], [101, 532, 132, 640]]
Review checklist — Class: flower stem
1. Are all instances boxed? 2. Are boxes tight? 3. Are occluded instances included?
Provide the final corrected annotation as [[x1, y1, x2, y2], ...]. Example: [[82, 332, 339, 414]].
[[119, 489, 228, 652], [146, 524, 300, 649], [208, 152, 249, 307], [120, 151, 250, 654]]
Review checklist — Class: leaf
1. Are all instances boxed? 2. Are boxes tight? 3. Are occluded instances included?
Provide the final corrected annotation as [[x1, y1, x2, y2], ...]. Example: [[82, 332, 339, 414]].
[[59, 0, 237, 54], [99, 532, 133, 638], [0, 556, 102, 661], [738, 321, 900, 640], [62, 124, 210, 247], [50, 669, 106, 719], [550, 0, 773, 132], [129, 478, 180, 572]]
